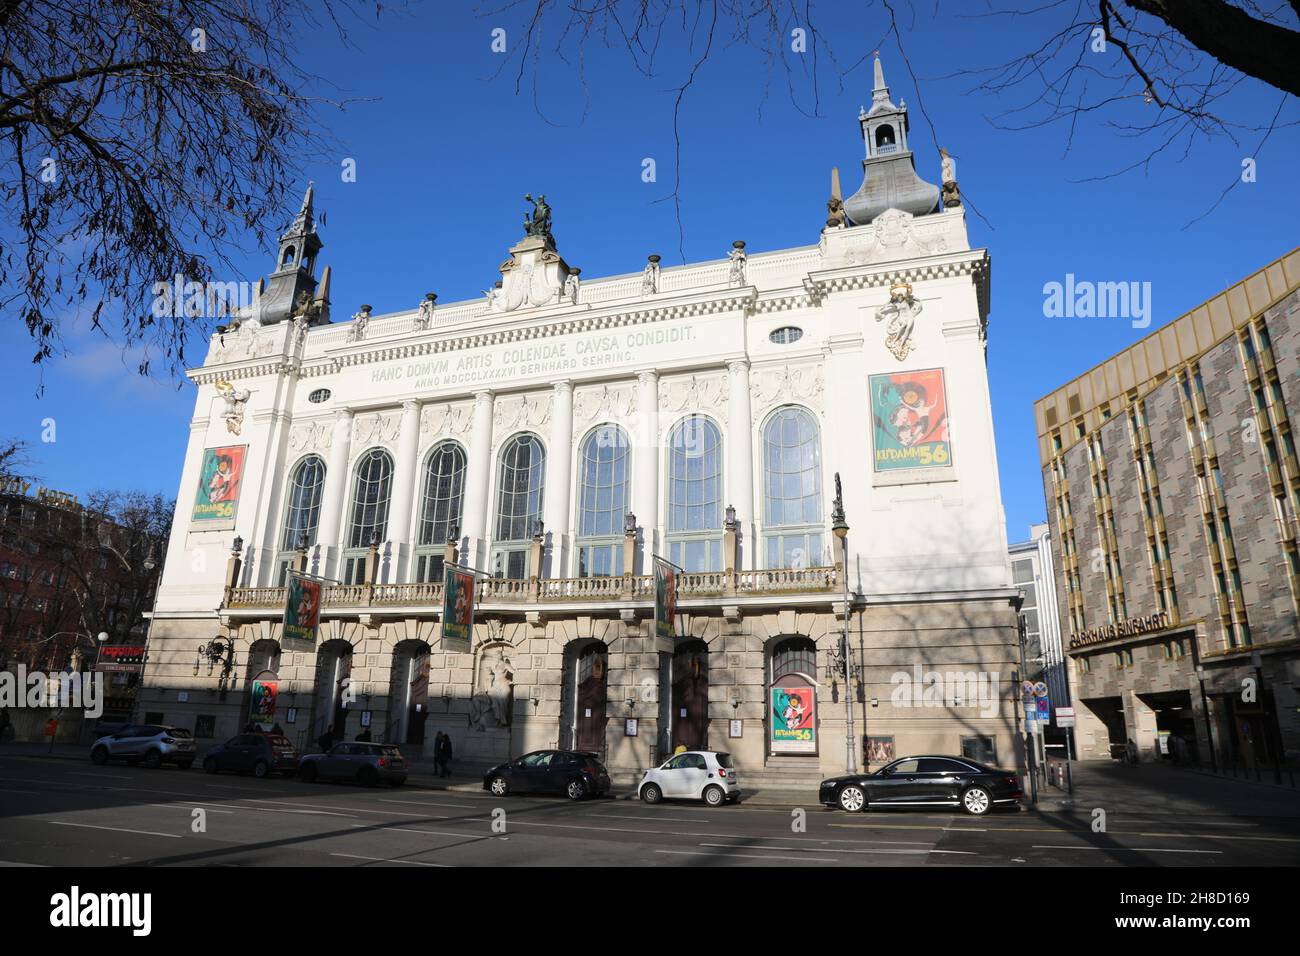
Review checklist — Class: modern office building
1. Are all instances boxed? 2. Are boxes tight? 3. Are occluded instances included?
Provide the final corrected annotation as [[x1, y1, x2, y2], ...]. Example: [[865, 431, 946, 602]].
[[1008, 523, 1069, 720], [1034, 248, 1300, 767], [138, 59, 1025, 780]]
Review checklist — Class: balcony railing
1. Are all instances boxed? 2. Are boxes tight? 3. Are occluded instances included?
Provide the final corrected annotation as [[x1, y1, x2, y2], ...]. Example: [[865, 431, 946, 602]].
[[225, 565, 841, 613]]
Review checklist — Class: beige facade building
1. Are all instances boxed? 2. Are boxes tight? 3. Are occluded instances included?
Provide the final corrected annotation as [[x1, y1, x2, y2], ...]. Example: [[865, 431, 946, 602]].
[[1034, 247, 1300, 768]]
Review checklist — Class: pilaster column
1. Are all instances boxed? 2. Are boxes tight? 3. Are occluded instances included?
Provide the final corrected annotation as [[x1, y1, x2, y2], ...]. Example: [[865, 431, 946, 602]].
[[727, 359, 755, 569], [543, 380, 574, 577], [384, 399, 423, 583], [316, 408, 354, 580], [461, 390, 495, 571], [635, 370, 659, 574]]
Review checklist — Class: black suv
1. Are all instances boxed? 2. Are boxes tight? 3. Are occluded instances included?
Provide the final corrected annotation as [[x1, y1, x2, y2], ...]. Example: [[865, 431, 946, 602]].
[[484, 749, 612, 800], [820, 755, 1023, 815], [203, 733, 300, 777]]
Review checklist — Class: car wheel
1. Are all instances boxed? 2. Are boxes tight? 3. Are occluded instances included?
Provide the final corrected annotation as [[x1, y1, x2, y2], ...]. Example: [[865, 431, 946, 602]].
[[358, 766, 378, 788], [252, 760, 269, 779], [203, 757, 219, 774], [299, 763, 318, 783], [566, 779, 587, 801], [488, 776, 509, 797], [640, 783, 663, 805], [390, 777, 405, 788], [962, 786, 992, 816], [90, 746, 109, 766], [143, 749, 162, 770], [838, 786, 866, 812], [176, 761, 193, 770], [703, 785, 725, 807]]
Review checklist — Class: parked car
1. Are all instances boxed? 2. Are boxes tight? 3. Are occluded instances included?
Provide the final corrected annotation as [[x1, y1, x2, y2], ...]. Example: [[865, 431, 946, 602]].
[[203, 733, 300, 778], [298, 742, 407, 787], [90, 724, 196, 769], [483, 750, 611, 801], [638, 751, 739, 806], [819, 755, 1022, 816]]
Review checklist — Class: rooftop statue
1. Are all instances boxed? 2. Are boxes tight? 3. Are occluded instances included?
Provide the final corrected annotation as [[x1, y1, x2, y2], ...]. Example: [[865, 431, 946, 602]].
[[522, 193, 553, 242]]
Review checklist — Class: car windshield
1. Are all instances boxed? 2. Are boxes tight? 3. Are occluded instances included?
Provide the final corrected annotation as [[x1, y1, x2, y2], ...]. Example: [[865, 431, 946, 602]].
[[379, 746, 402, 757], [165, 728, 193, 738]]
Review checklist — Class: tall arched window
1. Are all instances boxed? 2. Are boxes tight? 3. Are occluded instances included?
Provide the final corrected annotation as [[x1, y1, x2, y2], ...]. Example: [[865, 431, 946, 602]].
[[769, 636, 818, 755], [576, 425, 630, 577], [276, 455, 325, 585], [342, 448, 394, 585], [491, 434, 545, 579], [666, 415, 723, 572], [414, 441, 467, 583], [762, 407, 824, 569]]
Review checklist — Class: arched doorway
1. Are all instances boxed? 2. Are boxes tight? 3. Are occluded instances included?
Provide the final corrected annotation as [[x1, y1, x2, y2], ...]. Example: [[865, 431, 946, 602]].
[[242, 640, 281, 732], [769, 637, 818, 756], [313, 639, 354, 744], [388, 640, 432, 747], [562, 641, 608, 753], [672, 640, 709, 751]]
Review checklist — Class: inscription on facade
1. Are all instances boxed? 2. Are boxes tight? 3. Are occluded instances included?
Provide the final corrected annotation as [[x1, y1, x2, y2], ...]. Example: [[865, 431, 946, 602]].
[[1069, 611, 1171, 650]]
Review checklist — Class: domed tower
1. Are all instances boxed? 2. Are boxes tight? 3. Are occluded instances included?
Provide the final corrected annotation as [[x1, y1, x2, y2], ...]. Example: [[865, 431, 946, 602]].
[[842, 56, 940, 226]]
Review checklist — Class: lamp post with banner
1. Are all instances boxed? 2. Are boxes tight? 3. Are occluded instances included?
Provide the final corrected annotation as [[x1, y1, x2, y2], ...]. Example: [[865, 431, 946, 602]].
[[830, 473, 855, 774]]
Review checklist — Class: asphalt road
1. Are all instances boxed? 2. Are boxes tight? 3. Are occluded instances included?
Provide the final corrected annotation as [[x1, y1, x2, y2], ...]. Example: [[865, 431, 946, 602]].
[[2, 754, 1298, 867]]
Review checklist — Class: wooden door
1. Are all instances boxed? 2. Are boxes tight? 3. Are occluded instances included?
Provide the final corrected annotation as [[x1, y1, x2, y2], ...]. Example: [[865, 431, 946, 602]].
[[575, 648, 607, 753], [672, 644, 709, 751]]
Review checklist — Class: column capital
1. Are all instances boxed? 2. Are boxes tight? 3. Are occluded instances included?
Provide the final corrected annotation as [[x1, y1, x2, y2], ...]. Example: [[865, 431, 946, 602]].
[[401, 398, 422, 414], [727, 358, 751, 375], [552, 379, 574, 395], [473, 389, 495, 404], [636, 369, 659, 385], [333, 407, 355, 423]]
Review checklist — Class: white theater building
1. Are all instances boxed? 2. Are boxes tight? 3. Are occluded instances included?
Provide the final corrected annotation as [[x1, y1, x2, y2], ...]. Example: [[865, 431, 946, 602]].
[[140, 59, 1024, 781]]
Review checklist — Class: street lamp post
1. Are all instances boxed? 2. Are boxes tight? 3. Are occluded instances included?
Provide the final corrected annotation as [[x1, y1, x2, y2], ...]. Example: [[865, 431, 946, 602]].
[[831, 473, 855, 774]]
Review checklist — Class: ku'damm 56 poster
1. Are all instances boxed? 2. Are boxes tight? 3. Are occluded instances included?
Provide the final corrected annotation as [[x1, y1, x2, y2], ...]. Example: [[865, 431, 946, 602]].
[[193, 445, 248, 521], [869, 369, 952, 472]]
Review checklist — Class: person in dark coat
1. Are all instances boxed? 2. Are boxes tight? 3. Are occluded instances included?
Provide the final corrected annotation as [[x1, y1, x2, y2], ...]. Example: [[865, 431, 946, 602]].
[[318, 724, 335, 753], [436, 732, 453, 777], [356, 726, 372, 742]]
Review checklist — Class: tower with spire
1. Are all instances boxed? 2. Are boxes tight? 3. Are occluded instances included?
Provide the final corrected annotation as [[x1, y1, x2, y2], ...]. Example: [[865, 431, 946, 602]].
[[842, 55, 940, 227], [258, 182, 330, 325]]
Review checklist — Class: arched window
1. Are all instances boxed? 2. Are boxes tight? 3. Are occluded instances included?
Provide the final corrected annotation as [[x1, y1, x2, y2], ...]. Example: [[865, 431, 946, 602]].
[[875, 125, 896, 152], [771, 636, 817, 683], [576, 425, 630, 577], [769, 636, 818, 755], [342, 448, 394, 585], [762, 407, 824, 569], [414, 442, 467, 583], [491, 434, 545, 579], [275, 455, 325, 585], [281, 245, 296, 268], [666, 415, 723, 572]]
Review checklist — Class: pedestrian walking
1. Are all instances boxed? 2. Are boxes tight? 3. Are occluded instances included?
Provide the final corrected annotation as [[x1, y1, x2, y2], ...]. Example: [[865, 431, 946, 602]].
[[318, 724, 335, 753], [436, 731, 453, 777]]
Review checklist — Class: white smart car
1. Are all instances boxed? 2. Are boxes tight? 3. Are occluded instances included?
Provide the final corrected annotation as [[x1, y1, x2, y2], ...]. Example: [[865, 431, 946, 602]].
[[638, 750, 740, 806]]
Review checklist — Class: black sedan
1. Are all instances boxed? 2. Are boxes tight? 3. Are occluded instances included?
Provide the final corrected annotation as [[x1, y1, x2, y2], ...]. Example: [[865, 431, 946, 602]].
[[820, 755, 1022, 815], [483, 749, 611, 801], [202, 733, 300, 777]]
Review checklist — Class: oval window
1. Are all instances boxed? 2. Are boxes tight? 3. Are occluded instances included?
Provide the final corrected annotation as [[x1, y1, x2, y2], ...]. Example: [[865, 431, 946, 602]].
[[769, 326, 803, 344], [308, 389, 331, 404]]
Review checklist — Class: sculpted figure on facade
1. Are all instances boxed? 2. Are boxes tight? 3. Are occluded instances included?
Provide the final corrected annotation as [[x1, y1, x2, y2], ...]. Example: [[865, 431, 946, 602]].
[[940, 148, 961, 208], [522, 193, 553, 243], [875, 281, 923, 362], [642, 254, 661, 296], [468, 646, 514, 730], [214, 380, 251, 435], [727, 241, 747, 287], [564, 268, 581, 305], [347, 304, 372, 343], [414, 292, 437, 331]]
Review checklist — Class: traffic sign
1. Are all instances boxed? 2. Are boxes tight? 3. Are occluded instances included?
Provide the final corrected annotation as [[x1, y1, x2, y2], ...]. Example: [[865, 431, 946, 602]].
[[1033, 681, 1049, 698], [1056, 706, 1076, 728]]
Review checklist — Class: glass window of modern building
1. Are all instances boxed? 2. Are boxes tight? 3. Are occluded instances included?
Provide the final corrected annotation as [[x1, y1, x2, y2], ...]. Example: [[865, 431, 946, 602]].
[[276, 455, 325, 585], [762, 406, 825, 568], [666, 415, 723, 572], [342, 448, 394, 585], [492, 434, 545, 579], [414, 441, 467, 583], [576, 425, 630, 578]]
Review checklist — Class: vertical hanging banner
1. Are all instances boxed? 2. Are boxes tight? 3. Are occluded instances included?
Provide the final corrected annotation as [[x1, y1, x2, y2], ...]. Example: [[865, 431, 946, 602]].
[[248, 674, 279, 732], [192, 445, 248, 522], [869, 369, 952, 471], [442, 563, 475, 653], [654, 556, 678, 640], [283, 572, 323, 650]]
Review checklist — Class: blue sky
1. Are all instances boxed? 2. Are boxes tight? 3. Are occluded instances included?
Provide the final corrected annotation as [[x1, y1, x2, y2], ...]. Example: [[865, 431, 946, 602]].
[[5, 2, 1297, 543]]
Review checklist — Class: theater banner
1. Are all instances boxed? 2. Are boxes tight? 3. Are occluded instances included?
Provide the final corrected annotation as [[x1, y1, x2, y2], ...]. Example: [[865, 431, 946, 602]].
[[192, 445, 248, 521], [869, 369, 952, 471], [654, 557, 678, 640], [283, 573, 323, 648], [248, 675, 279, 732], [441, 564, 475, 653], [770, 686, 817, 754]]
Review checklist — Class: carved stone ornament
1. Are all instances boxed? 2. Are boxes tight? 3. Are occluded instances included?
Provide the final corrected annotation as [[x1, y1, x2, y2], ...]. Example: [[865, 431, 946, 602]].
[[750, 364, 825, 424], [420, 402, 474, 443], [352, 411, 401, 447], [288, 419, 333, 455], [572, 383, 637, 433], [844, 208, 947, 265], [468, 645, 514, 731], [214, 380, 251, 435], [493, 392, 553, 433], [659, 373, 729, 420], [874, 281, 924, 362]]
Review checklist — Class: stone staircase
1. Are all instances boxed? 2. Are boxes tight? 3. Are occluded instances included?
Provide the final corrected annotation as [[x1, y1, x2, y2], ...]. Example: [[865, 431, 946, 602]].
[[732, 757, 827, 794]]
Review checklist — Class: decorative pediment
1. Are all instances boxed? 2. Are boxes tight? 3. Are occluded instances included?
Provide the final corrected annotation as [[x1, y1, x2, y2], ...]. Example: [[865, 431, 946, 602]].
[[750, 363, 825, 424]]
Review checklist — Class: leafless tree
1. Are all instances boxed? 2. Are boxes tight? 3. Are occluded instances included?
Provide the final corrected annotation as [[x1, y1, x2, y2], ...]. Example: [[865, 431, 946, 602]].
[[0, 0, 379, 389]]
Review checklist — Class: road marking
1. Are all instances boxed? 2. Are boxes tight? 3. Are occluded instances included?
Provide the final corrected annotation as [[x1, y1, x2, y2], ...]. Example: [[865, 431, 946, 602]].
[[238, 798, 422, 816], [832, 822, 1300, 842], [0, 788, 38, 794], [502, 819, 735, 838], [656, 849, 837, 863], [350, 823, 497, 839], [49, 821, 180, 839], [698, 842, 936, 855], [330, 853, 449, 867], [1031, 845, 1223, 855], [65, 772, 132, 779], [374, 797, 478, 809], [0, 860, 48, 866], [146, 803, 236, 814]]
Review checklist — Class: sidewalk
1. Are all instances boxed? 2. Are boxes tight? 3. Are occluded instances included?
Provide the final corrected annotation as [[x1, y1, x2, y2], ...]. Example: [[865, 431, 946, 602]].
[[1031, 759, 1300, 818]]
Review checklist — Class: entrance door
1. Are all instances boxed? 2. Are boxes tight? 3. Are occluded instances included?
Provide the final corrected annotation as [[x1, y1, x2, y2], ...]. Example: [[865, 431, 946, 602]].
[[575, 645, 607, 753], [672, 642, 709, 752]]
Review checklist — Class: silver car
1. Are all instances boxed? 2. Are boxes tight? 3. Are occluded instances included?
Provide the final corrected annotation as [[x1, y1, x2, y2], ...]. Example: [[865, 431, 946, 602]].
[[90, 724, 196, 769], [298, 742, 408, 787]]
